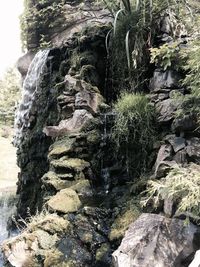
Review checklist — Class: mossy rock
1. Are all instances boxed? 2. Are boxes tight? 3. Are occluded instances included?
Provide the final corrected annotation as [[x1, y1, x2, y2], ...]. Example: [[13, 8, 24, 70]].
[[42, 171, 76, 191], [70, 180, 92, 195], [95, 243, 111, 265], [48, 137, 75, 160], [51, 158, 90, 172], [35, 229, 58, 250], [28, 214, 69, 234], [109, 204, 141, 242], [47, 188, 82, 213]]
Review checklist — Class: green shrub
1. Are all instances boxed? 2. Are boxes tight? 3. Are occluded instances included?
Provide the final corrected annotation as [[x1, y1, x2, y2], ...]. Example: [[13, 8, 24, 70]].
[[104, 0, 191, 93], [20, 0, 67, 50], [150, 42, 180, 71], [172, 40, 200, 126], [112, 92, 157, 177], [142, 164, 200, 217], [181, 41, 200, 96]]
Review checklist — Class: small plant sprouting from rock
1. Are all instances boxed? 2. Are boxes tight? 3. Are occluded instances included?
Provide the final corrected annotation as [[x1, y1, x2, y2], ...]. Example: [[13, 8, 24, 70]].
[[142, 164, 200, 218], [150, 42, 180, 71], [112, 92, 157, 177]]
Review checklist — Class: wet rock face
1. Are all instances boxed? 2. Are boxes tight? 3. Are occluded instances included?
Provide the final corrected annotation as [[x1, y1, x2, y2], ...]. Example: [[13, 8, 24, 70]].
[[16, 23, 109, 217], [113, 213, 200, 267]]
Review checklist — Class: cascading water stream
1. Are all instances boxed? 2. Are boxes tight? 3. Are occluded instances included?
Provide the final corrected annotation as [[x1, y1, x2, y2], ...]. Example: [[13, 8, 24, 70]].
[[0, 49, 50, 265], [0, 190, 18, 265], [13, 49, 50, 147], [100, 112, 116, 193]]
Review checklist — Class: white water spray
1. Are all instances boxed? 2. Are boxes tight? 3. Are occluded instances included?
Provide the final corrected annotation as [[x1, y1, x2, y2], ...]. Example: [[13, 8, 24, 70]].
[[13, 50, 50, 147]]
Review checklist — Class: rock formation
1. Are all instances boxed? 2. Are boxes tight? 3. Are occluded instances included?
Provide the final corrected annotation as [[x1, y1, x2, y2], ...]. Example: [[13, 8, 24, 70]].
[[2, 1, 200, 267]]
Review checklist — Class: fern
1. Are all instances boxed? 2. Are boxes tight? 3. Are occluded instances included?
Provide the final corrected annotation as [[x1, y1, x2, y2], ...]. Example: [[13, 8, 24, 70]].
[[142, 164, 200, 217]]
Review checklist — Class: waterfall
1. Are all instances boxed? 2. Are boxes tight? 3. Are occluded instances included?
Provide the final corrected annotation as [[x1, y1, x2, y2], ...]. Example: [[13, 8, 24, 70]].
[[13, 50, 50, 147], [100, 111, 116, 193], [0, 190, 18, 265]]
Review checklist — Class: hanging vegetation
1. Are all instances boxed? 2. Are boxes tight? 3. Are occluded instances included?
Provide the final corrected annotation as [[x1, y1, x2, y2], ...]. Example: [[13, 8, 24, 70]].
[[112, 92, 157, 177]]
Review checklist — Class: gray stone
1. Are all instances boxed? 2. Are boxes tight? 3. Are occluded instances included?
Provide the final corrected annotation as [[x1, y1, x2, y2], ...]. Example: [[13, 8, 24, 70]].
[[150, 69, 180, 91], [154, 144, 173, 174], [155, 160, 178, 178], [43, 109, 93, 137], [156, 99, 178, 123], [112, 213, 200, 267], [186, 138, 200, 162], [165, 135, 186, 153], [173, 150, 188, 164], [172, 114, 197, 133]]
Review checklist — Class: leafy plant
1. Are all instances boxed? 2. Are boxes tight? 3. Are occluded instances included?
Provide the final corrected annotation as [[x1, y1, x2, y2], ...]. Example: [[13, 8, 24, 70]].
[[181, 40, 200, 96], [150, 42, 180, 70], [20, 0, 67, 50], [142, 164, 200, 218], [112, 92, 157, 177], [171, 40, 200, 127], [103, 0, 190, 95]]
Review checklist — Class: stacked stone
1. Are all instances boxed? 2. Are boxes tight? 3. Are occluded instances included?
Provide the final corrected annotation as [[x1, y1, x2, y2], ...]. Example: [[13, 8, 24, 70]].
[[149, 11, 200, 178]]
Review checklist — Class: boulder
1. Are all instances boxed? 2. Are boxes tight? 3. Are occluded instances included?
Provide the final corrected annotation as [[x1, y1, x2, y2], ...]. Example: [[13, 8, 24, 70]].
[[47, 188, 81, 213], [150, 69, 180, 91], [42, 171, 75, 191], [51, 158, 90, 173], [165, 135, 186, 153], [112, 213, 200, 267], [156, 99, 178, 123], [172, 114, 197, 133], [2, 214, 69, 267], [186, 137, 200, 162], [43, 109, 93, 137], [48, 136, 75, 160], [154, 144, 173, 178]]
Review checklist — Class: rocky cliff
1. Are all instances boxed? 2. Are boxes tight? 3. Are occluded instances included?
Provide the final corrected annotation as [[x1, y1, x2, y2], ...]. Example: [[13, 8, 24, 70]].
[[2, 1, 200, 267]]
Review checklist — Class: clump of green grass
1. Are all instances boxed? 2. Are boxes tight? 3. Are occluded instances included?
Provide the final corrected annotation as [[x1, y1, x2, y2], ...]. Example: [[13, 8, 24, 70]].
[[142, 164, 200, 217], [112, 92, 157, 177]]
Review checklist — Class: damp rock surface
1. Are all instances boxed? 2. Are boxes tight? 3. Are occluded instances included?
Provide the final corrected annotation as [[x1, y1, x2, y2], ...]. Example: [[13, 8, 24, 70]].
[[113, 213, 200, 267]]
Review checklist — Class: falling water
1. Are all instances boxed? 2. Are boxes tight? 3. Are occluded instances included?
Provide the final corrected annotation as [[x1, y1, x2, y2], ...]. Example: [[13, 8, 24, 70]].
[[101, 112, 116, 193], [0, 190, 18, 265], [13, 50, 50, 147]]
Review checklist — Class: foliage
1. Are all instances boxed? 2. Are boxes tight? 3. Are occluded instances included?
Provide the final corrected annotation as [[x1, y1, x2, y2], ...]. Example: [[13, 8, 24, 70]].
[[150, 42, 180, 70], [172, 40, 200, 126], [104, 0, 191, 92], [112, 92, 157, 177], [0, 67, 21, 125], [0, 68, 21, 107], [142, 164, 200, 217], [181, 40, 200, 96], [20, 0, 67, 50]]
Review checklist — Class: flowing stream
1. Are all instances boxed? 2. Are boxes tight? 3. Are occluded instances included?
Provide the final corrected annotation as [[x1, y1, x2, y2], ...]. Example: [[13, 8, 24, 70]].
[[13, 49, 50, 147]]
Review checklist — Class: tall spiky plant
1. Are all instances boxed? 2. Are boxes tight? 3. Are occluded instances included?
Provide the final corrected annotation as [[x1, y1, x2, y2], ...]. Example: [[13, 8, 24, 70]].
[[104, 0, 191, 96]]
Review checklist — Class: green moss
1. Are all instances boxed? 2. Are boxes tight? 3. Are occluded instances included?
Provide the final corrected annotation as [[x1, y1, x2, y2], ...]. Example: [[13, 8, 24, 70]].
[[96, 243, 110, 262], [109, 204, 141, 242], [51, 158, 90, 172], [48, 137, 75, 160]]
